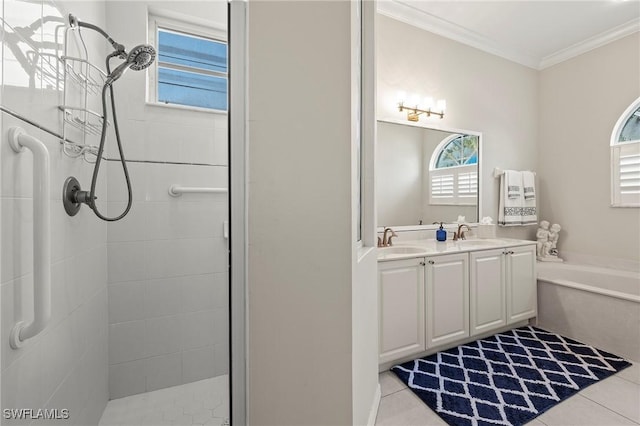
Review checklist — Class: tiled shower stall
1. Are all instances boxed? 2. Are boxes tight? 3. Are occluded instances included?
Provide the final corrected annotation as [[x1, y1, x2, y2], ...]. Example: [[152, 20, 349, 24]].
[[1, 0, 229, 423]]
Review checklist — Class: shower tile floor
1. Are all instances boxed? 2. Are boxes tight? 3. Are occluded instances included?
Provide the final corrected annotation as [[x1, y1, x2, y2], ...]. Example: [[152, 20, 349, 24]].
[[376, 360, 640, 426], [98, 375, 229, 426]]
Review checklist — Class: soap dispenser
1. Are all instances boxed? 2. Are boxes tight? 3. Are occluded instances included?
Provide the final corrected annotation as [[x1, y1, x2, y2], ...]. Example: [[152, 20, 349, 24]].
[[436, 223, 447, 242]]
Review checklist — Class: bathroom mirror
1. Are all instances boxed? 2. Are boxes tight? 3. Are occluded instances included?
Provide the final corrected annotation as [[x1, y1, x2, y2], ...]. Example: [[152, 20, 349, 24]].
[[377, 119, 480, 227]]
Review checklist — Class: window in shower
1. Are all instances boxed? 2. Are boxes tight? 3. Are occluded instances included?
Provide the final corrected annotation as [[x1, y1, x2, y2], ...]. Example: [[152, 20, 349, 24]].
[[148, 14, 228, 111], [611, 98, 640, 207]]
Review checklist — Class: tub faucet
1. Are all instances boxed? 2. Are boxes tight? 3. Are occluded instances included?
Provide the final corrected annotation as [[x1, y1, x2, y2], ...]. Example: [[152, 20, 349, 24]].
[[453, 224, 470, 241], [378, 227, 398, 247]]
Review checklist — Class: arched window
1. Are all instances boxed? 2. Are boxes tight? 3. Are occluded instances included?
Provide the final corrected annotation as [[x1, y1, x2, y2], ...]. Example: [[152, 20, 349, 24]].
[[429, 134, 478, 205], [611, 98, 640, 207]]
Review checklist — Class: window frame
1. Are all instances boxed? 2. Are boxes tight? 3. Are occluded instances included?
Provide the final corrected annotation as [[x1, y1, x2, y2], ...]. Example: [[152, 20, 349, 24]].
[[610, 97, 640, 207], [148, 13, 228, 114], [428, 134, 479, 206]]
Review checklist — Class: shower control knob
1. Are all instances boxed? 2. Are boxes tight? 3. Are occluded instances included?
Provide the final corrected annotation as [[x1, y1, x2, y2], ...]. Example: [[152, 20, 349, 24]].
[[62, 176, 88, 216], [74, 190, 95, 204]]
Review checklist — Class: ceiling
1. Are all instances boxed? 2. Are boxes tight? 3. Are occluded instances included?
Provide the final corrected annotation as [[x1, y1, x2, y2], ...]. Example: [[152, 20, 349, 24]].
[[377, 1, 640, 69]]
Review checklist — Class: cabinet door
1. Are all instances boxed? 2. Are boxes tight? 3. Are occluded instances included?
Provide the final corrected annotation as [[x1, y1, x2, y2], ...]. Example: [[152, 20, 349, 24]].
[[378, 258, 426, 364], [470, 248, 506, 335], [506, 245, 537, 324], [425, 252, 469, 348]]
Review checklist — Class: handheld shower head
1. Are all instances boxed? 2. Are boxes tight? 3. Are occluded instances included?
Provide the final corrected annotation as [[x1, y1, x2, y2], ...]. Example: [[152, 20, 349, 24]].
[[128, 44, 156, 70], [105, 44, 156, 86]]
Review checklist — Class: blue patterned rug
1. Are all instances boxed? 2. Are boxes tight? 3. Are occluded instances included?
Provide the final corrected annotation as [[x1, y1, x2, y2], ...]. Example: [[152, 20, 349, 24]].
[[391, 326, 631, 426]]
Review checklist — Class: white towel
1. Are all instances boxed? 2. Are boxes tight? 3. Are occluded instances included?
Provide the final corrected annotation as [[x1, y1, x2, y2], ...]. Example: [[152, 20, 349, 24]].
[[506, 170, 522, 199], [522, 190, 537, 225], [498, 172, 537, 226], [523, 171, 536, 201]]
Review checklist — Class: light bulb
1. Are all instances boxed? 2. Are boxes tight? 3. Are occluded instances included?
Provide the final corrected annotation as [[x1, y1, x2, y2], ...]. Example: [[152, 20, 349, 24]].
[[423, 97, 434, 110], [396, 91, 406, 105], [436, 99, 447, 113], [409, 94, 420, 107]]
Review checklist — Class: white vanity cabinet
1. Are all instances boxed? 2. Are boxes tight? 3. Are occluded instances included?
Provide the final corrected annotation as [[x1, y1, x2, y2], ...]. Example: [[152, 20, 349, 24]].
[[470, 244, 537, 336], [378, 252, 469, 364], [378, 258, 426, 364], [505, 245, 537, 324], [425, 253, 469, 348], [378, 239, 537, 367], [470, 248, 507, 335]]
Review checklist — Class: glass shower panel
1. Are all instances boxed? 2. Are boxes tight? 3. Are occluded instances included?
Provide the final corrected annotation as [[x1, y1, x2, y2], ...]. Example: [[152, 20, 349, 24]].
[[99, 1, 230, 424], [0, 0, 230, 424]]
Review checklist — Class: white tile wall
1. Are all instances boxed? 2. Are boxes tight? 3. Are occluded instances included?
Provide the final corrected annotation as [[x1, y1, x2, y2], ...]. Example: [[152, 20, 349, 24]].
[[106, 146, 229, 400], [3, 0, 230, 415], [100, 7, 229, 393], [108, 321, 146, 364], [1, 1, 109, 424]]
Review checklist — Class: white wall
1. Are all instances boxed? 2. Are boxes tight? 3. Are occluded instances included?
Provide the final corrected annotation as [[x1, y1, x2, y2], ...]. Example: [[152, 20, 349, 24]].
[[351, 2, 380, 424], [247, 1, 376, 424], [103, 0, 229, 398], [1, 0, 109, 423], [538, 33, 640, 267], [377, 14, 539, 240]]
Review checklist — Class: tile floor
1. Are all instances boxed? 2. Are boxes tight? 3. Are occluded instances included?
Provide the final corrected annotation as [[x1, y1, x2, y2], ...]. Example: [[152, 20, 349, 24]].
[[376, 361, 640, 426], [98, 375, 229, 426]]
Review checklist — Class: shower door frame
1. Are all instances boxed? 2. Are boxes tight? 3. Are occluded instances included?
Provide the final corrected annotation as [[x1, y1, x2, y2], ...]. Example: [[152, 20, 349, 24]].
[[229, 0, 247, 425]]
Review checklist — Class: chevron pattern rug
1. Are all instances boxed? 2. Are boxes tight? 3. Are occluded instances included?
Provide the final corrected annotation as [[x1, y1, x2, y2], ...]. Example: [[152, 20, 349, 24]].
[[391, 326, 631, 426]]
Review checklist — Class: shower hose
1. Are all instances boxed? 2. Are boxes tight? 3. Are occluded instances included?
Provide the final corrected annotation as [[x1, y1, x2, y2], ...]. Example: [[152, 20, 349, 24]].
[[87, 51, 133, 221]]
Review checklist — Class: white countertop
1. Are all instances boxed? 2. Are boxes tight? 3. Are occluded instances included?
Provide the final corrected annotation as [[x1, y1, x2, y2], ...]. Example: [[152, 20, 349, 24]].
[[377, 238, 535, 261]]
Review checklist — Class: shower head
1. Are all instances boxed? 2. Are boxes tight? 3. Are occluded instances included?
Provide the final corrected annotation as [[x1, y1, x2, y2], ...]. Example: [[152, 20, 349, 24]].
[[128, 44, 156, 70], [105, 44, 156, 86]]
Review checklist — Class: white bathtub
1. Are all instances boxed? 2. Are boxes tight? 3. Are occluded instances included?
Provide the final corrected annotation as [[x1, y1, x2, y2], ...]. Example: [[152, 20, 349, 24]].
[[536, 262, 640, 361]]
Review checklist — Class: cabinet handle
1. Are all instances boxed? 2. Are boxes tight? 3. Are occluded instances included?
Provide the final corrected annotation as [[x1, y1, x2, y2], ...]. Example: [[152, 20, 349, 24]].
[[428, 260, 435, 265], [419, 261, 426, 266], [503, 250, 515, 255]]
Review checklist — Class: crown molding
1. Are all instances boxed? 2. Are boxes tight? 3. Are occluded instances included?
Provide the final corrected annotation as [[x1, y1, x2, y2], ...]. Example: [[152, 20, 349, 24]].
[[539, 18, 640, 69], [377, 0, 640, 71], [377, 0, 540, 69]]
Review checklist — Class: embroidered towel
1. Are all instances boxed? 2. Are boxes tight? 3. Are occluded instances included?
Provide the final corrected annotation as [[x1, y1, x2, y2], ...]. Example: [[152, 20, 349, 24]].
[[523, 171, 536, 201], [506, 170, 522, 199], [499, 174, 522, 226], [522, 188, 538, 225], [498, 172, 537, 226]]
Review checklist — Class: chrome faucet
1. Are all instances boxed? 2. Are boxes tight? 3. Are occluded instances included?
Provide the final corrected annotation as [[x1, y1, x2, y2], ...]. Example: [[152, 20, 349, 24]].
[[378, 227, 398, 247], [453, 224, 470, 241]]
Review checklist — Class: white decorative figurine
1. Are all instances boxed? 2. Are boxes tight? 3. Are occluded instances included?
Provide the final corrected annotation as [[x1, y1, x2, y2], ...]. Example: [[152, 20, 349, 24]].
[[536, 221, 550, 258], [537, 220, 563, 262]]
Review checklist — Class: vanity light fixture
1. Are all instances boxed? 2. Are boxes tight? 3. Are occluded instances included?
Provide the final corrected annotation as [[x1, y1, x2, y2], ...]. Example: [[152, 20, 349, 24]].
[[397, 93, 446, 121]]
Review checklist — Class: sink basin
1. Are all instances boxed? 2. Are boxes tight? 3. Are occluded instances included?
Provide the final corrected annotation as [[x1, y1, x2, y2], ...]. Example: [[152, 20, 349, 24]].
[[378, 245, 430, 260]]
